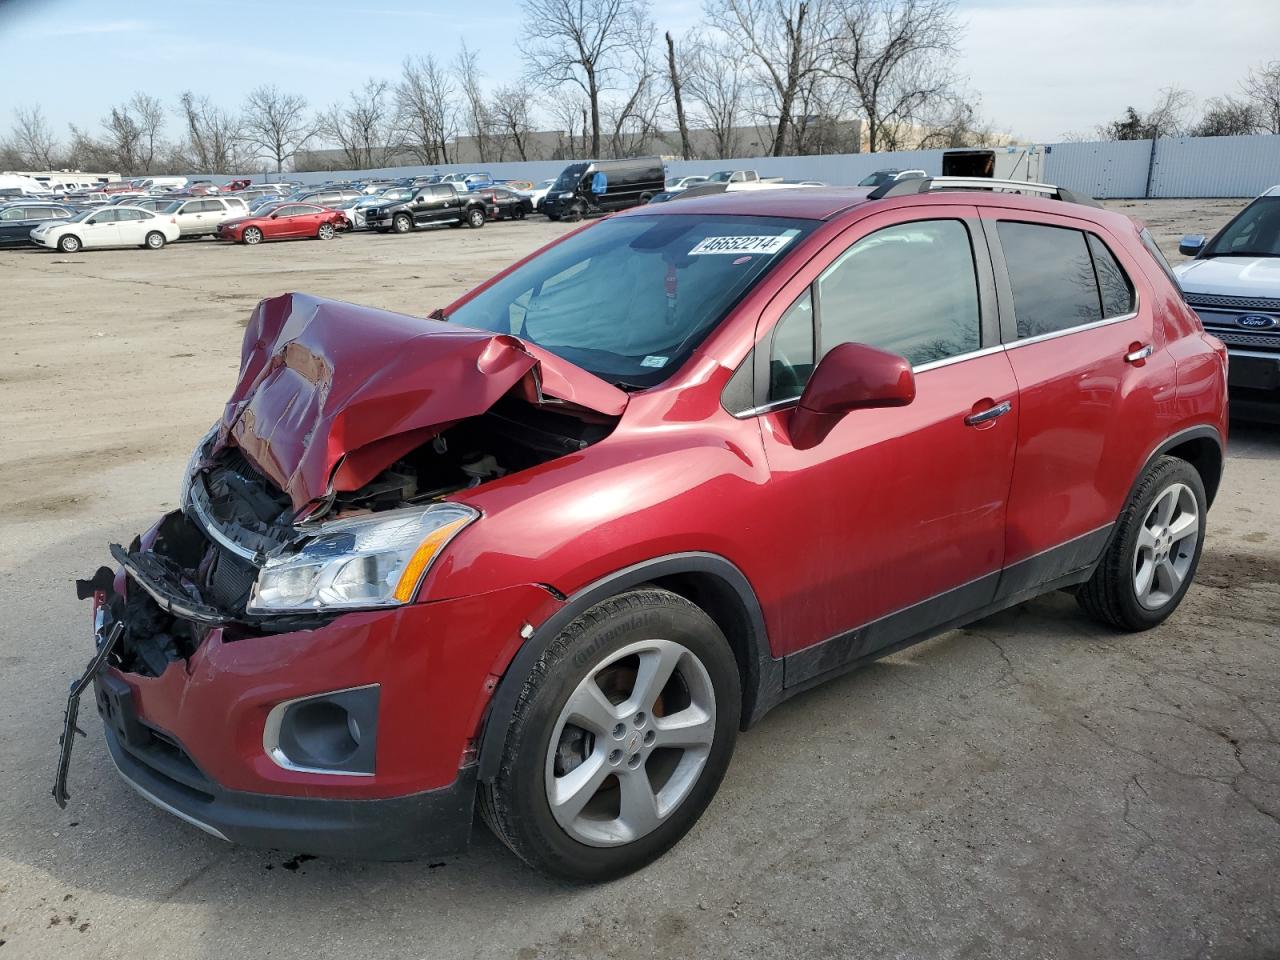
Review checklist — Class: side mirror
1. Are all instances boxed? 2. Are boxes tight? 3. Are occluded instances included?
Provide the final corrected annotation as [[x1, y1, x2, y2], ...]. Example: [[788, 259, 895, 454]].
[[269, 212, 279, 219], [1178, 234, 1206, 257], [789, 342, 915, 449]]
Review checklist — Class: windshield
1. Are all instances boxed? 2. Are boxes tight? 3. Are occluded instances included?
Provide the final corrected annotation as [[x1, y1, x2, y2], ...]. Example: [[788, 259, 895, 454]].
[[707, 172, 732, 182], [161, 200, 185, 214], [66, 209, 96, 223], [552, 163, 588, 191], [447, 213, 816, 387], [1205, 197, 1280, 258], [857, 172, 893, 186]]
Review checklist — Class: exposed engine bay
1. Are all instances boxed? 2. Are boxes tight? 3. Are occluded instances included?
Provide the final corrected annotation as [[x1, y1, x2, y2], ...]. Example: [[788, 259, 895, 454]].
[[88, 396, 614, 677]]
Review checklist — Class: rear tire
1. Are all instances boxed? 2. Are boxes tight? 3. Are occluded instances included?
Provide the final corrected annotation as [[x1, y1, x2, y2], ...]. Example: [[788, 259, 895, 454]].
[[57, 234, 81, 253], [143, 231, 166, 250], [468, 207, 486, 228], [317, 222, 336, 240], [512, 205, 526, 221], [1077, 456, 1207, 631], [478, 589, 740, 883]]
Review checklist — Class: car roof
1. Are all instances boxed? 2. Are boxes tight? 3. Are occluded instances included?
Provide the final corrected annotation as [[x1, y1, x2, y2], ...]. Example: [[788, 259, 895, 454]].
[[622, 184, 1128, 228]]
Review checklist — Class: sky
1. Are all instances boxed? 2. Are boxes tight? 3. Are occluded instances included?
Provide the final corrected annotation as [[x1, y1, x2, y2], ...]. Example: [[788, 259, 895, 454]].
[[0, 0, 1277, 146]]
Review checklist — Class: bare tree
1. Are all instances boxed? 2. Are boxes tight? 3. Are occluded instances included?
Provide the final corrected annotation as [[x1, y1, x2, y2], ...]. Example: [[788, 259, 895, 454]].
[[520, 0, 651, 157], [130, 93, 167, 172], [705, 0, 830, 156], [321, 79, 399, 169], [916, 93, 1000, 148], [1190, 96, 1261, 138], [455, 41, 493, 162], [602, 19, 664, 157], [396, 55, 456, 164], [546, 93, 591, 158], [74, 93, 168, 174], [1099, 87, 1192, 141], [242, 85, 315, 172], [1242, 61, 1280, 135], [682, 36, 746, 158], [665, 32, 693, 160], [490, 85, 536, 160], [826, 0, 961, 153], [9, 105, 59, 169], [176, 92, 246, 172]]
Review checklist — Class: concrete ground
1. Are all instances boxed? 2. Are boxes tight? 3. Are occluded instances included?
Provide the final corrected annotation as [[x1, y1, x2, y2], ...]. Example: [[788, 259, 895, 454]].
[[0, 199, 1276, 960]]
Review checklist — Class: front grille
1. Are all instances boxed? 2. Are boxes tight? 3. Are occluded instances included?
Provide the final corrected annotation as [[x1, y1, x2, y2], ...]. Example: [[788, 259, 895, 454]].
[[1184, 292, 1280, 312], [1206, 329, 1280, 350], [203, 545, 258, 609]]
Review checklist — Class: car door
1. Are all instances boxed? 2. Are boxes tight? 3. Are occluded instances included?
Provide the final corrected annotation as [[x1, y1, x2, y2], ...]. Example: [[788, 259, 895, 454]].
[[280, 205, 318, 238], [114, 208, 148, 244], [753, 206, 1019, 676], [81, 208, 121, 247], [980, 212, 1163, 596], [0, 206, 29, 245]]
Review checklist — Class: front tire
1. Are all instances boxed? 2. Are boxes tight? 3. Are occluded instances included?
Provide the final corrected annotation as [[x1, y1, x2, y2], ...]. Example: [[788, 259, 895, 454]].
[[242, 226, 263, 246], [393, 213, 413, 234], [143, 231, 166, 250], [479, 589, 740, 883], [57, 234, 81, 253], [1077, 456, 1207, 631]]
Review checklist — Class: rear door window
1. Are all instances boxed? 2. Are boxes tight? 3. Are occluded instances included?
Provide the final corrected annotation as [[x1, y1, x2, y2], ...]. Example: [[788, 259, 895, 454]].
[[997, 222, 1102, 338], [1087, 234, 1135, 317]]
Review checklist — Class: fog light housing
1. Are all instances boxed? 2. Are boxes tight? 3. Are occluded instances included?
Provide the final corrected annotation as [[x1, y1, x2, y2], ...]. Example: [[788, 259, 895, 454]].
[[263, 684, 380, 776]]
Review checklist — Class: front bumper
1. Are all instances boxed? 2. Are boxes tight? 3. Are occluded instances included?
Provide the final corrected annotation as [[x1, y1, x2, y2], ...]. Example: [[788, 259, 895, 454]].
[[105, 722, 477, 859]]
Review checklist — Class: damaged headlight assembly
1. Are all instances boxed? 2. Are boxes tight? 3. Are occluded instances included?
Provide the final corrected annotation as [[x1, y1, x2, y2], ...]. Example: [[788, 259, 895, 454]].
[[246, 503, 478, 614]]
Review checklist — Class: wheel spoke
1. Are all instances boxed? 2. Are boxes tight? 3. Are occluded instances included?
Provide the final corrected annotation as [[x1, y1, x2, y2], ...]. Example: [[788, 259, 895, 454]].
[[617, 765, 661, 839], [1154, 488, 1176, 526], [1157, 557, 1183, 593], [1134, 556, 1156, 599], [549, 751, 609, 822], [651, 707, 715, 749], [1137, 524, 1159, 551], [625, 644, 683, 714], [1167, 510, 1198, 544], [564, 679, 621, 737]]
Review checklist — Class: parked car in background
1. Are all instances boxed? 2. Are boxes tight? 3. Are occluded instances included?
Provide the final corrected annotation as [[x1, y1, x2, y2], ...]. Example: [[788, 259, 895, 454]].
[[477, 186, 533, 221], [216, 203, 347, 245], [364, 183, 489, 232], [30, 205, 179, 252], [543, 157, 665, 220], [705, 170, 776, 184], [857, 169, 927, 187], [521, 179, 556, 211], [137, 176, 189, 194], [67, 178, 1226, 883], [329, 194, 372, 230], [160, 196, 250, 238], [118, 196, 177, 215], [664, 175, 709, 192], [296, 188, 365, 208], [1176, 185, 1280, 412], [0, 203, 75, 246]]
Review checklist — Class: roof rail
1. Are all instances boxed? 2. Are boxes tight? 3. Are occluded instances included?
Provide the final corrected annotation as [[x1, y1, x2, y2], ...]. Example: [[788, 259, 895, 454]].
[[867, 176, 1103, 209]]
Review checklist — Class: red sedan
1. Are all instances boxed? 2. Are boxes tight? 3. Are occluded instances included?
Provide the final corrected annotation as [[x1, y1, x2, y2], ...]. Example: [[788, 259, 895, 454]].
[[217, 203, 346, 245]]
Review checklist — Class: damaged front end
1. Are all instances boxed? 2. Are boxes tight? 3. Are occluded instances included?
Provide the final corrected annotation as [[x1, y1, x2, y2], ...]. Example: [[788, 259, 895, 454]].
[[57, 292, 622, 818]]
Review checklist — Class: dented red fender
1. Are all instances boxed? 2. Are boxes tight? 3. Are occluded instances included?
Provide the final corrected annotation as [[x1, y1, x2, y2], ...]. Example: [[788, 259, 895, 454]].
[[219, 293, 628, 510]]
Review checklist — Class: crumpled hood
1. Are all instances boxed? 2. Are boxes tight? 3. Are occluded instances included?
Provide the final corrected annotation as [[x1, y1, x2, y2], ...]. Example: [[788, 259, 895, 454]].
[[218, 292, 628, 511], [1174, 256, 1280, 297]]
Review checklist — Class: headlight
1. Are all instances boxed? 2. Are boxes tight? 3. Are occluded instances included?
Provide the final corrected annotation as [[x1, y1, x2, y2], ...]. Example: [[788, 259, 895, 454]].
[[179, 423, 220, 507], [246, 503, 477, 613], [560, 191, 575, 198]]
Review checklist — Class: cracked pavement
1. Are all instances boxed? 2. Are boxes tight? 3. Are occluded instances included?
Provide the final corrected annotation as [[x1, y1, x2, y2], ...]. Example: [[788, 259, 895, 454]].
[[1, 204, 1277, 959]]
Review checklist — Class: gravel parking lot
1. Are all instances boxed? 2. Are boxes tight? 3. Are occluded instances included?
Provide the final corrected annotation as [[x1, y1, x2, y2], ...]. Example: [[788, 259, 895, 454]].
[[1, 199, 1276, 959]]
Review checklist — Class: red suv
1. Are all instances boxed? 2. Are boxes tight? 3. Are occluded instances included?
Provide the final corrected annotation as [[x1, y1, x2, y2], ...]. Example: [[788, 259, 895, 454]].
[[60, 179, 1228, 882]]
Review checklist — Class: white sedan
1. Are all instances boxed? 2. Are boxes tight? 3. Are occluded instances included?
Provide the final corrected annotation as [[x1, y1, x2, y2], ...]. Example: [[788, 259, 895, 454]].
[[30, 206, 180, 252]]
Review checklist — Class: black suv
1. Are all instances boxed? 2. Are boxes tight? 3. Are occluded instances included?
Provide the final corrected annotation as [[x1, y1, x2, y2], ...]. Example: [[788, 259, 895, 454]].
[[365, 184, 489, 234]]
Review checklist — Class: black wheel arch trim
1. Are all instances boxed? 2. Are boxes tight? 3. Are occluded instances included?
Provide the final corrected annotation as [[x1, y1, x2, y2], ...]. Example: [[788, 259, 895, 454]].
[[1132, 424, 1224, 508], [476, 551, 773, 782]]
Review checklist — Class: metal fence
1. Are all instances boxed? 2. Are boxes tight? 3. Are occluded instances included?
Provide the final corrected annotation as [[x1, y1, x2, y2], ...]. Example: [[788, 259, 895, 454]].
[[197, 134, 1280, 199]]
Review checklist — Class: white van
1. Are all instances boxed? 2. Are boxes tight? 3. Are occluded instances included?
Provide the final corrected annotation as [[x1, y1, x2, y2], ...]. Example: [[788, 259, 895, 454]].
[[0, 173, 52, 196]]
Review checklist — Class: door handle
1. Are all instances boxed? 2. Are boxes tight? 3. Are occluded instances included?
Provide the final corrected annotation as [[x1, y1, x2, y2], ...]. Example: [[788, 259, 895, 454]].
[[964, 400, 1012, 426], [1125, 344, 1153, 364]]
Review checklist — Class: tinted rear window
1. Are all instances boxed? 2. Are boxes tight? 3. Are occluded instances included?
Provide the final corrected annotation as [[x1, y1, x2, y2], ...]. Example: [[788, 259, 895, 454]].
[[998, 222, 1102, 338]]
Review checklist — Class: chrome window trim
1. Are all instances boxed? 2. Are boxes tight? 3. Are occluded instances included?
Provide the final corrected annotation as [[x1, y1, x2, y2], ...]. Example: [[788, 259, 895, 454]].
[[1004, 307, 1139, 350], [262, 683, 380, 777]]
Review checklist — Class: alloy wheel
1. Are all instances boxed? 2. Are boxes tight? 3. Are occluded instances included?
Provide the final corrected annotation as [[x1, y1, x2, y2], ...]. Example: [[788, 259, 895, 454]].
[[544, 638, 716, 847], [1133, 482, 1199, 609], [243, 227, 262, 245]]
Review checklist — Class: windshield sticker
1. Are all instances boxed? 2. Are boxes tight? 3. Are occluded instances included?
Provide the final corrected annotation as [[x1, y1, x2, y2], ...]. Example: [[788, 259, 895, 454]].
[[688, 235, 794, 256], [732, 256, 753, 265], [641, 355, 669, 368]]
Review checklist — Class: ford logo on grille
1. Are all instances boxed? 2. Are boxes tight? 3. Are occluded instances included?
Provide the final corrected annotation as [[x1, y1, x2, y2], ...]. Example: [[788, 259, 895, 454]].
[[1238, 314, 1278, 329]]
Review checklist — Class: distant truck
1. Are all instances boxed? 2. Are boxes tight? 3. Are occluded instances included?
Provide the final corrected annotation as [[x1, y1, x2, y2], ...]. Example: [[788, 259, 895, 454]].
[[705, 170, 782, 184], [941, 147, 1042, 183], [543, 157, 665, 221]]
